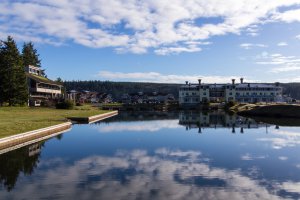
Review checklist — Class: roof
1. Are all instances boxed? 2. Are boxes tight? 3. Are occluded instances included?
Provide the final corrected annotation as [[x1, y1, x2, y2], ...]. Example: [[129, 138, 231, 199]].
[[26, 65, 41, 70], [26, 73, 63, 86], [236, 83, 278, 88], [180, 82, 280, 89]]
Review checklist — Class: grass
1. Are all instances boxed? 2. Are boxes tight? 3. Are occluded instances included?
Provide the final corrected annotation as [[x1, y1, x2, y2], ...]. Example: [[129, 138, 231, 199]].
[[232, 103, 300, 118], [101, 103, 123, 106], [0, 105, 109, 138]]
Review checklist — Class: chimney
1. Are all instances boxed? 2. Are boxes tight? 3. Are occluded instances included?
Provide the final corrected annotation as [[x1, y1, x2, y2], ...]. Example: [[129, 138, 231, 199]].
[[232, 79, 235, 85], [198, 79, 201, 85], [185, 81, 188, 85], [240, 78, 244, 84]]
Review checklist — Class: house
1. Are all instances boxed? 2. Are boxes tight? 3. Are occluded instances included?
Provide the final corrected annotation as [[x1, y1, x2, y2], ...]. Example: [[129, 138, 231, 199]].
[[179, 78, 283, 106], [121, 91, 175, 104], [25, 65, 63, 106], [98, 93, 113, 103], [66, 90, 103, 104]]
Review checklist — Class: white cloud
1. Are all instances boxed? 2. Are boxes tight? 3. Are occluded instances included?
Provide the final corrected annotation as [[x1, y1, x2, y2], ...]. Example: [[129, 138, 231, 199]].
[[1, 0, 300, 54], [96, 71, 254, 83], [256, 52, 300, 73], [277, 76, 300, 82], [296, 35, 300, 40], [277, 42, 288, 46], [240, 43, 268, 50], [155, 45, 202, 55], [273, 9, 300, 23]]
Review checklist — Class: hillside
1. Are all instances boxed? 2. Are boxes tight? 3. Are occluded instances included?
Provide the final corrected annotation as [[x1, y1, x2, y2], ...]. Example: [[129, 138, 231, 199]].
[[64, 81, 181, 100]]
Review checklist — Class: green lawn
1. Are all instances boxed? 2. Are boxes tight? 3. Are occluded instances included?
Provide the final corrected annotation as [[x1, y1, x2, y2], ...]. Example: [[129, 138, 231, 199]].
[[0, 105, 109, 138]]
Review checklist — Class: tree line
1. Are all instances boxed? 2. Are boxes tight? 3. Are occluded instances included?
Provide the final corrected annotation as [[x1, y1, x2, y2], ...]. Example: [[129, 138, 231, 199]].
[[64, 80, 300, 101], [0, 36, 41, 106], [64, 80, 181, 100]]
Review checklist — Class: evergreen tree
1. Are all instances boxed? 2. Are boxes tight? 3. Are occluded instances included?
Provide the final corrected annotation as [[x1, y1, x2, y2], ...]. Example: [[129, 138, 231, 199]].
[[22, 42, 41, 68], [0, 36, 28, 106], [0, 40, 4, 105]]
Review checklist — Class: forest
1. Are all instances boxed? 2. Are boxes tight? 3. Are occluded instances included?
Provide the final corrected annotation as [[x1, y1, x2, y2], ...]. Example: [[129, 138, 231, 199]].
[[64, 80, 300, 101]]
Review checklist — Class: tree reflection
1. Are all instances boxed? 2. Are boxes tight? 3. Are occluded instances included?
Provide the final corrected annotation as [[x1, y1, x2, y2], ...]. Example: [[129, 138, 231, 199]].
[[0, 142, 44, 191]]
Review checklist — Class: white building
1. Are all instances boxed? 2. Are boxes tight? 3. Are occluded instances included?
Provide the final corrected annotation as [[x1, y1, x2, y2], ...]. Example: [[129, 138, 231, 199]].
[[179, 78, 282, 105], [25, 65, 63, 106]]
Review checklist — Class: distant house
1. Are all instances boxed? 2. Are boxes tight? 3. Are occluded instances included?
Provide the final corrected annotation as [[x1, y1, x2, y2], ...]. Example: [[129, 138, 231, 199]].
[[66, 90, 113, 104], [98, 93, 113, 103], [67, 90, 78, 102], [146, 92, 175, 103], [121, 93, 131, 104], [25, 65, 63, 106], [67, 90, 94, 103], [121, 91, 175, 104]]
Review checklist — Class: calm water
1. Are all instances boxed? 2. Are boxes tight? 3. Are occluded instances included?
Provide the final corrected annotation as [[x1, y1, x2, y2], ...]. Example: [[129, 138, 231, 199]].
[[1, 111, 300, 199]]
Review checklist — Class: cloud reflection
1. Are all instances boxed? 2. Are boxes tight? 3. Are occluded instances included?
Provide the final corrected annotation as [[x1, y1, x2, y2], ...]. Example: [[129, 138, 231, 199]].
[[1, 148, 298, 199], [94, 120, 180, 133], [258, 129, 300, 149]]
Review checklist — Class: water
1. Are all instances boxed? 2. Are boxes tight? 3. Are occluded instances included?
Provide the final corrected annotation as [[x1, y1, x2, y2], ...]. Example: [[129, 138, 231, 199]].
[[1, 111, 300, 199]]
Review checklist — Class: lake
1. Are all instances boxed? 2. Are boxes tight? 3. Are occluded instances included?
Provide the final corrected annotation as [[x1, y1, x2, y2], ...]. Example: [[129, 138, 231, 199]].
[[1, 111, 300, 199]]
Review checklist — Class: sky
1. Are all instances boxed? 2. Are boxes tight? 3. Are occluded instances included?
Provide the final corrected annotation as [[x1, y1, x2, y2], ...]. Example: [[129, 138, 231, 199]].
[[1, 0, 300, 83]]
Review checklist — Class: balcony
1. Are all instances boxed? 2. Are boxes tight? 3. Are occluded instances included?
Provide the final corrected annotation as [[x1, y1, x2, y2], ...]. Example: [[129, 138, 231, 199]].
[[30, 87, 61, 94]]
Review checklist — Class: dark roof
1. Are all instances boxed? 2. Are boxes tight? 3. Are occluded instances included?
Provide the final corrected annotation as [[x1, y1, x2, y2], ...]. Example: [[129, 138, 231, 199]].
[[26, 73, 63, 86]]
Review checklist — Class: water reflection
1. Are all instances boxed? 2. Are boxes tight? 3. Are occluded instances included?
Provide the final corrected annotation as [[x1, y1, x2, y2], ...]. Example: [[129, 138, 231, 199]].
[[1, 111, 300, 199], [1, 148, 300, 199], [179, 111, 270, 133], [0, 142, 44, 191]]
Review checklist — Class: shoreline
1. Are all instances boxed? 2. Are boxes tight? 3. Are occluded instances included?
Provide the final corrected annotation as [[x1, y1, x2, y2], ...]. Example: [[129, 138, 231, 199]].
[[68, 110, 118, 123], [232, 104, 300, 118], [0, 111, 118, 153]]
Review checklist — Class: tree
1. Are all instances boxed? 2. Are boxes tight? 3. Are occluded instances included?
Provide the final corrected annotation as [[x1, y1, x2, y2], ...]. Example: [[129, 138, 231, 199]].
[[22, 42, 41, 68], [0, 36, 28, 106], [56, 77, 63, 83]]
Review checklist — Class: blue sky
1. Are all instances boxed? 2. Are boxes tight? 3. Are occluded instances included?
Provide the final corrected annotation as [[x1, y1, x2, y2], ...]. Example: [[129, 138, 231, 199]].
[[1, 0, 300, 83]]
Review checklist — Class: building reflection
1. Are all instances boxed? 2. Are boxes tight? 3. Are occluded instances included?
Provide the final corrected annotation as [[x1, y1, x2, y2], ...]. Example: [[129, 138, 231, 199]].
[[179, 111, 270, 133]]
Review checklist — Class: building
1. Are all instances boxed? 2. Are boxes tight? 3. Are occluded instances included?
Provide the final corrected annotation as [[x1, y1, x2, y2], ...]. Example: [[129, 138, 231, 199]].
[[179, 78, 282, 106], [25, 65, 63, 106], [121, 92, 175, 104]]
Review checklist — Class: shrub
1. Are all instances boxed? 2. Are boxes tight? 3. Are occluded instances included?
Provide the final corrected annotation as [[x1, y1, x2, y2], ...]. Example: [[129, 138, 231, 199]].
[[76, 102, 83, 106], [55, 100, 74, 109], [224, 101, 237, 110], [41, 100, 56, 107]]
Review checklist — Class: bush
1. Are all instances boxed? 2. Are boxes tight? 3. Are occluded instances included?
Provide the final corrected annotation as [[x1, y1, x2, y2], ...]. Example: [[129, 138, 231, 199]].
[[76, 102, 83, 106], [55, 100, 74, 109], [224, 101, 236, 110], [41, 100, 56, 107]]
